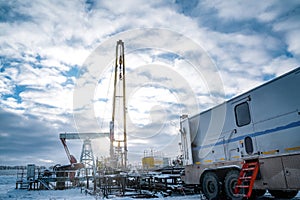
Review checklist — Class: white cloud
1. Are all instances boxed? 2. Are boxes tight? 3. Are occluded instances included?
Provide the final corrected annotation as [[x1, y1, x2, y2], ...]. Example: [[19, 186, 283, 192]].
[[206, 0, 271, 21], [0, 133, 9, 137], [0, 0, 300, 165], [0, 78, 12, 95], [286, 31, 300, 56], [2, 97, 24, 110], [38, 158, 54, 164], [201, 0, 299, 23], [262, 56, 299, 76]]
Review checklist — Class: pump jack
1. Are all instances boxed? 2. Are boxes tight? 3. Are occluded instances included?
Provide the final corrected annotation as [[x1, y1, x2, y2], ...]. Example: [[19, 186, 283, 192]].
[[56, 138, 84, 182], [59, 132, 109, 177], [59, 138, 85, 171]]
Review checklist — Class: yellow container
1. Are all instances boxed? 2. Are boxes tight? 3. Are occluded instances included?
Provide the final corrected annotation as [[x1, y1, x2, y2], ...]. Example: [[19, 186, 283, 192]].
[[142, 157, 154, 169]]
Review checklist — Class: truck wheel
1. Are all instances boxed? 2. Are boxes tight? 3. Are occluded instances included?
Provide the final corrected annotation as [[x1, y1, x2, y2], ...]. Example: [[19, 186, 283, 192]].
[[201, 172, 221, 200], [269, 190, 298, 199], [223, 170, 243, 200]]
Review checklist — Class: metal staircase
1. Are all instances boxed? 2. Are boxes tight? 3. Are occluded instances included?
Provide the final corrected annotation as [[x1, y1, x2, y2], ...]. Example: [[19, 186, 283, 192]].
[[234, 160, 260, 198], [19, 182, 29, 189]]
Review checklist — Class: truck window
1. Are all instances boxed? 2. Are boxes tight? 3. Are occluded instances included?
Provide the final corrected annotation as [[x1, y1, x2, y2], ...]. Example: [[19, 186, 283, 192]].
[[244, 136, 254, 154], [235, 102, 251, 127]]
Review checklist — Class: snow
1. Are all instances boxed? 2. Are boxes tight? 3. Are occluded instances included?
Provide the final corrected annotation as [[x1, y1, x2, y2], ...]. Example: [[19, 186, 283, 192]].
[[0, 170, 201, 199], [1, 170, 299, 199]]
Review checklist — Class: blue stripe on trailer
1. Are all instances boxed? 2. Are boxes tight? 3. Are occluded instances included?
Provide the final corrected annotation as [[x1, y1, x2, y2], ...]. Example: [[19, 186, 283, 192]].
[[193, 120, 300, 151]]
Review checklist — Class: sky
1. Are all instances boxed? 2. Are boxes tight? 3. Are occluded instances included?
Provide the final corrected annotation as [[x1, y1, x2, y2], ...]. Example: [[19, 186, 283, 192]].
[[0, 0, 300, 167]]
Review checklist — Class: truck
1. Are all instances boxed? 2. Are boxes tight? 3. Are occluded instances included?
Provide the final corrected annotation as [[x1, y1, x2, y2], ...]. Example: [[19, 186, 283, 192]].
[[180, 67, 300, 199]]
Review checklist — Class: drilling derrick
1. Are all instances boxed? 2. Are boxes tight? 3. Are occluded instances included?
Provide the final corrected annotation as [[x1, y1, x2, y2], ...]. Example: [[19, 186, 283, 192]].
[[110, 40, 127, 169]]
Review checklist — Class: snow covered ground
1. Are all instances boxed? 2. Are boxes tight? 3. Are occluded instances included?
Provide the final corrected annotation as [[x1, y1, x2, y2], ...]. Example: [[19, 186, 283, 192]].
[[0, 170, 201, 200], [1, 170, 299, 199]]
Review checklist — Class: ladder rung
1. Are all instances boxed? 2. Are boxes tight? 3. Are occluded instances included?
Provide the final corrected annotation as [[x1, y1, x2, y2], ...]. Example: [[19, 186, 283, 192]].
[[236, 185, 250, 188], [235, 160, 259, 198], [242, 167, 255, 171], [239, 176, 252, 180], [245, 162, 258, 166]]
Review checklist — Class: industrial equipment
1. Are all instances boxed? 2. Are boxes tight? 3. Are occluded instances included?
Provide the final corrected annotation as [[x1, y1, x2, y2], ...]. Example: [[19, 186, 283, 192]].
[[59, 40, 128, 173], [180, 67, 300, 199], [59, 132, 109, 177], [110, 40, 128, 169], [142, 149, 170, 170]]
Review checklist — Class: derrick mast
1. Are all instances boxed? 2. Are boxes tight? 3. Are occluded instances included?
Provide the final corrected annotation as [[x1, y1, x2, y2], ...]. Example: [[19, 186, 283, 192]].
[[110, 40, 127, 168]]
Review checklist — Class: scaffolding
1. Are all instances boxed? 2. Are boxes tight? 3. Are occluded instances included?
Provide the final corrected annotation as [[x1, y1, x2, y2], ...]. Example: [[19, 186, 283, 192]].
[[79, 139, 95, 176]]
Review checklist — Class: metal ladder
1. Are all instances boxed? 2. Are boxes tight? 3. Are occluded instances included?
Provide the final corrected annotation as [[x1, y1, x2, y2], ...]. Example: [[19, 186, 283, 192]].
[[234, 160, 260, 198]]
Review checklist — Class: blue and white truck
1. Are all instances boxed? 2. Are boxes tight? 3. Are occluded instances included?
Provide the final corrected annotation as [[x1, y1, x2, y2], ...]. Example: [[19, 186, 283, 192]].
[[180, 67, 300, 199]]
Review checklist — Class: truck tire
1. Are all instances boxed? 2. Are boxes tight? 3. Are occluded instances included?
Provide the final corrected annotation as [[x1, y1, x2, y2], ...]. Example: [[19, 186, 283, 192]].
[[269, 190, 298, 199], [223, 170, 243, 200], [201, 172, 221, 200]]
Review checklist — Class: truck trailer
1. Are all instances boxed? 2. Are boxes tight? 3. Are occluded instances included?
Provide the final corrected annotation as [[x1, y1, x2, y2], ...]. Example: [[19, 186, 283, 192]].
[[180, 67, 300, 199]]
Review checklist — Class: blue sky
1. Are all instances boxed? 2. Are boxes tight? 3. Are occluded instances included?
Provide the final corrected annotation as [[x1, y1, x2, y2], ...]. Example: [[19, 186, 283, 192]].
[[0, 0, 300, 166]]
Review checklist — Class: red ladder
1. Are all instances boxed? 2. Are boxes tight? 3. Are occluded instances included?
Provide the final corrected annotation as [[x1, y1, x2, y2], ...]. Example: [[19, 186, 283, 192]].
[[234, 160, 260, 198]]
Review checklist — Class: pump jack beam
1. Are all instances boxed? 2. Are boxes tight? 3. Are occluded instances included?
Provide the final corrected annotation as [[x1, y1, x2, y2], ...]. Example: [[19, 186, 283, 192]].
[[59, 132, 109, 140]]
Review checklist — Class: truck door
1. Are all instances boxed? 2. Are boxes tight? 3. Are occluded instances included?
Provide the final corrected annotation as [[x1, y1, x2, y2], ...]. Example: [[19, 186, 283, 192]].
[[233, 97, 257, 158], [180, 116, 193, 165]]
